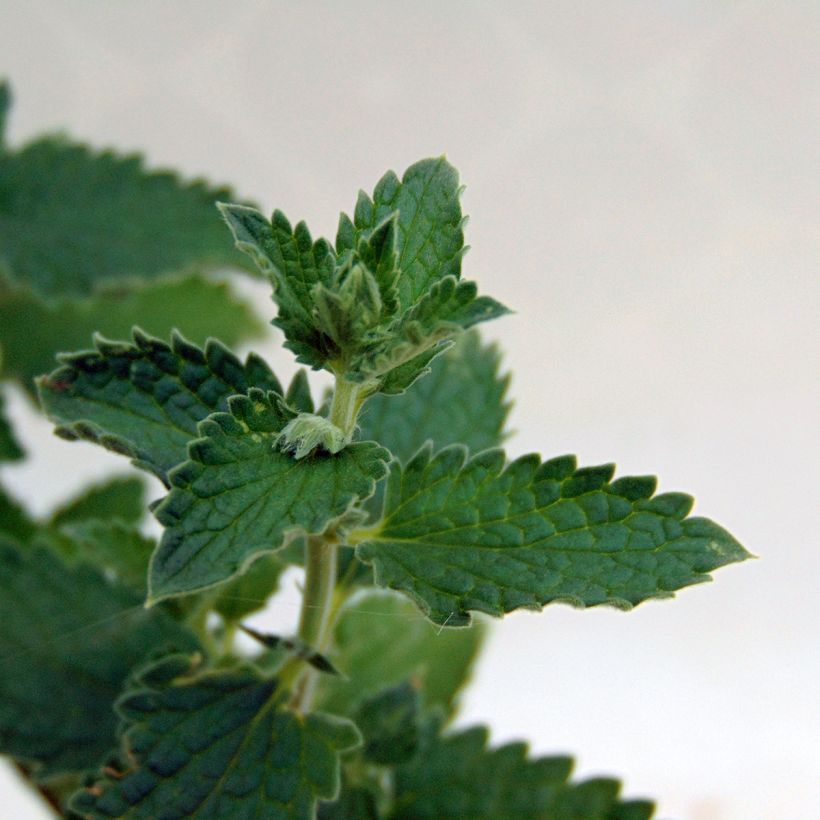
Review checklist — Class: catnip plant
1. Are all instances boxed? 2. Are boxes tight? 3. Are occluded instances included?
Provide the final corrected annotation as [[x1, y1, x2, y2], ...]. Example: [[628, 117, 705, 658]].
[[0, 80, 749, 818]]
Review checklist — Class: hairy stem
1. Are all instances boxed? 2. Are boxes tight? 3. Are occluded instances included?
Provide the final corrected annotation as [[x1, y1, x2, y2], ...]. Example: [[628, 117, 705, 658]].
[[328, 373, 374, 440]]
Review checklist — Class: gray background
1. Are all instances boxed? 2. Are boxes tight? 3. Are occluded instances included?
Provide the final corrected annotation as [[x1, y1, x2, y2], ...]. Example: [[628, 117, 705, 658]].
[[1, 2, 818, 817]]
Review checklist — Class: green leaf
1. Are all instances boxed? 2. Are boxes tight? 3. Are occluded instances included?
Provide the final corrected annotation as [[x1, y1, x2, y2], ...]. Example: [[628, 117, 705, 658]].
[[356, 447, 751, 626], [213, 553, 286, 622], [149, 389, 390, 602], [0, 273, 266, 391], [49, 475, 145, 528], [354, 681, 420, 765], [70, 653, 361, 819], [0, 386, 23, 461], [38, 330, 281, 484], [0, 80, 10, 148], [0, 484, 36, 542], [359, 330, 511, 463], [219, 203, 336, 367], [314, 591, 484, 718], [0, 537, 199, 778], [319, 786, 379, 820], [390, 724, 654, 819], [342, 157, 466, 310], [0, 136, 255, 298], [285, 368, 315, 413]]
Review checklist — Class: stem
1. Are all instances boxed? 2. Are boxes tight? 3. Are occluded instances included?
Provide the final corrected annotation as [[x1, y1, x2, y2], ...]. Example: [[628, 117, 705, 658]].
[[291, 535, 338, 712], [328, 374, 361, 439]]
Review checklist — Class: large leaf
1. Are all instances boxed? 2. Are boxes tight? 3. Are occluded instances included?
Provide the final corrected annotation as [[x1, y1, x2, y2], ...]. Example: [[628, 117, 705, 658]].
[[0, 385, 23, 461], [0, 537, 199, 779], [389, 723, 654, 819], [149, 389, 390, 603], [0, 135, 254, 298], [48, 475, 145, 528], [359, 330, 511, 463], [356, 446, 750, 626], [1, 273, 266, 391], [38, 330, 281, 484], [340, 157, 466, 310], [71, 653, 360, 819], [314, 591, 483, 718]]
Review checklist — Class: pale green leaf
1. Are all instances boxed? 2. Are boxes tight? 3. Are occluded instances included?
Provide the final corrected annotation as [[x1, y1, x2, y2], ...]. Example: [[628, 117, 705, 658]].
[[70, 653, 361, 819], [38, 330, 281, 484], [0, 537, 199, 778], [314, 591, 483, 718], [356, 447, 751, 626], [149, 389, 390, 602], [390, 723, 654, 819], [0, 136, 255, 297], [0, 273, 266, 391], [48, 475, 145, 528], [359, 330, 511, 463]]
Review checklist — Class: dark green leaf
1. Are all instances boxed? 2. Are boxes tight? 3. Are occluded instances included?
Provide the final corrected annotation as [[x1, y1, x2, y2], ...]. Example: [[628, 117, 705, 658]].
[[0, 537, 199, 778], [0, 386, 23, 461], [0, 136, 255, 297], [354, 681, 420, 765], [70, 653, 360, 819], [0, 273, 266, 391], [0, 483, 36, 542], [314, 591, 483, 718], [49, 476, 145, 528], [149, 389, 390, 603], [285, 369, 315, 413], [390, 724, 654, 819], [213, 554, 286, 622], [319, 786, 380, 820], [0, 80, 10, 149], [359, 330, 511, 463], [38, 330, 281, 484], [356, 447, 751, 626]]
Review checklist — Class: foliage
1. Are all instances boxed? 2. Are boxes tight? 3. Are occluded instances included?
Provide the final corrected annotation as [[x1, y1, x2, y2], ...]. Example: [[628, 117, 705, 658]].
[[0, 83, 750, 817]]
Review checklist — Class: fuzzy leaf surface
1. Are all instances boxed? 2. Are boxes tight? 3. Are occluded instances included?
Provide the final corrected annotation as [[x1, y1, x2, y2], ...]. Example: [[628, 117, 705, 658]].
[[314, 591, 483, 718], [357, 447, 750, 626], [0, 273, 265, 391], [390, 724, 654, 819], [0, 136, 254, 297], [0, 538, 199, 778], [71, 654, 360, 819], [149, 389, 390, 602], [359, 330, 510, 463], [39, 330, 282, 484], [342, 157, 466, 310]]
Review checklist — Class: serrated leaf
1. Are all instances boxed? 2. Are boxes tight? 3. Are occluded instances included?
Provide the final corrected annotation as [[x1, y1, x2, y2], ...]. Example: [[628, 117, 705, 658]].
[[149, 389, 390, 602], [0, 273, 266, 391], [356, 447, 751, 626], [38, 330, 281, 484], [0, 386, 23, 461], [213, 553, 286, 622], [220, 203, 336, 367], [359, 330, 511, 463], [344, 157, 466, 311], [390, 724, 654, 819], [0, 135, 255, 297], [314, 591, 483, 718], [70, 653, 360, 819], [49, 476, 145, 528], [354, 681, 420, 765], [0, 537, 199, 778], [0, 483, 36, 542]]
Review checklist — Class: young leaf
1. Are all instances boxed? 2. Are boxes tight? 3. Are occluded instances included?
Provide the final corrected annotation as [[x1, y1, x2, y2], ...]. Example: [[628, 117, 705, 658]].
[[70, 654, 361, 819], [356, 447, 750, 626], [0, 538, 199, 778], [48, 475, 145, 528], [0, 273, 266, 391], [0, 386, 23, 461], [0, 136, 255, 298], [342, 157, 466, 310], [390, 723, 654, 819], [149, 389, 390, 603], [38, 330, 282, 484], [314, 591, 484, 718], [359, 330, 511, 463]]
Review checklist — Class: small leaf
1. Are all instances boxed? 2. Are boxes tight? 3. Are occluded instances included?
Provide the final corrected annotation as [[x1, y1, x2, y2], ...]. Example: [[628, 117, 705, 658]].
[[0, 386, 23, 462], [38, 330, 282, 484], [48, 476, 145, 528], [359, 330, 511, 463], [70, 654, 361, 819], [390, 723, 654, 819], [356, 447, 751, 626], [149, 389, 390, 602], [0, 136, 255, 297], [314, 591, 484, 718], [0, 538, 199, 778], [354, 681, 420, 765], [0, 273, 266, 392]]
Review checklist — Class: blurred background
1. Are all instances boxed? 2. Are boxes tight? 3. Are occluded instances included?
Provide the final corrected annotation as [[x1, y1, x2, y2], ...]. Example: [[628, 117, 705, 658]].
[[1, 2, 818, 817]]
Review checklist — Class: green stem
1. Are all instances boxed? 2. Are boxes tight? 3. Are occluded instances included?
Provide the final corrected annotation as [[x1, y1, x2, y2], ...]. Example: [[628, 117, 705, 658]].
[[328, 375, 361, 439], [291, 535, 338, 712]]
